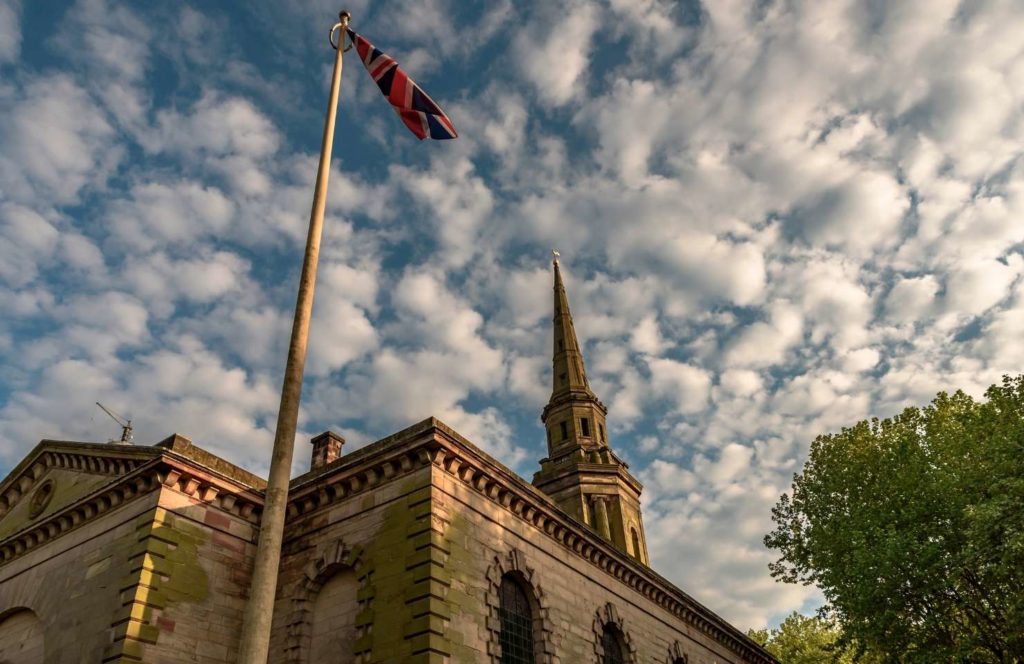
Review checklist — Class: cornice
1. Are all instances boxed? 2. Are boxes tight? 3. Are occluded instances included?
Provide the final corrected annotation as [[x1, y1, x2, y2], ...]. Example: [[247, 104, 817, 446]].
[[0, 444, 157, 521], [0, 444, 263, 568], [0, 453, 161, 566], [541, 390, 609, 421], [284, 423, 440, 530], [534, 460, 644, 497], [282, 418, 776, 664]]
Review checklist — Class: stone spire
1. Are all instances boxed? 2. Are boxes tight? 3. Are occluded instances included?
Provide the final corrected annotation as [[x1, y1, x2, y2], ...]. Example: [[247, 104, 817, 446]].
[[541, 253, 608, 454], [551, 255, 593, 398], [534, 253, 649, 565]]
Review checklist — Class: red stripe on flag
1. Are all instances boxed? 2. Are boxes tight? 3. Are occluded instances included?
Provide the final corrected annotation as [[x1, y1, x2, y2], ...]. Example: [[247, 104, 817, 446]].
[[356, 38, 372, 65], [388, 68, 409, 108], [399, 111, 427, 140]]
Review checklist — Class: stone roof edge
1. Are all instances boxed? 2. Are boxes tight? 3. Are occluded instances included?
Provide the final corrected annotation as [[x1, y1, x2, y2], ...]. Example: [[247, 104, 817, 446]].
[[0, 440, 161, 520], [154, 433, 267, 490], [426, 424, 777, 664], [288, 416, 442, 490], [283, 417, 777, 664], [0, 441, 264, 568]]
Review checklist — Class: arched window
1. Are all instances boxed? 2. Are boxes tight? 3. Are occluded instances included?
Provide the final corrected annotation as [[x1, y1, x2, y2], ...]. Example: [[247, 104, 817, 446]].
[[600, 623, 628, 664], [0, 608, 44, 663], [309, 567, 359, 663], [498, 574, 535, 663], [630, 528, 642, 560]]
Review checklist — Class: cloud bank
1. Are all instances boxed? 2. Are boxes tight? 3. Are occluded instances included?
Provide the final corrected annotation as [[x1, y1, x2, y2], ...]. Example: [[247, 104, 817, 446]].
[[1, 0, 1023, 630]]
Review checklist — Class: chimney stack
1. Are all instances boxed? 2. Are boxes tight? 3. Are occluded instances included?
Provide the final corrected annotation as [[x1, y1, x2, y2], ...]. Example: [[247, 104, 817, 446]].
[[310, 431, 345, 470]]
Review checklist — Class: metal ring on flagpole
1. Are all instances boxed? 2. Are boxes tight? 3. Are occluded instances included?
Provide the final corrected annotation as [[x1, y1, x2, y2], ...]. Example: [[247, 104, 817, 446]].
[[329, 23, 344, 50]]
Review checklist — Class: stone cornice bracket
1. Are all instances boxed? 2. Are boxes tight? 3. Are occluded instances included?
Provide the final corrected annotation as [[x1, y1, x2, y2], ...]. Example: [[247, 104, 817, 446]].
[[0, 454, 263, 567], [0, 462, 158, 566], [283, 441, 440, 527], [157, 462, 263, 523], [0, 449, 151, 521]]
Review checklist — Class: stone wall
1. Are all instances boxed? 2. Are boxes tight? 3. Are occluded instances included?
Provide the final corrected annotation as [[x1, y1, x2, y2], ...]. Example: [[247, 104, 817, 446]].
[[118, 487, 257, 663], [270, 422, 771, 664], [435, 465, 743, 664], [0, 492, 161, 663], [0, 443, 261, 664], [269, 463, 439, 663]]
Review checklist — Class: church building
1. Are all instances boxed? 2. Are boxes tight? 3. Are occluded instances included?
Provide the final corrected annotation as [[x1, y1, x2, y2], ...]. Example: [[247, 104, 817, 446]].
[[0, 258, 776, 663]]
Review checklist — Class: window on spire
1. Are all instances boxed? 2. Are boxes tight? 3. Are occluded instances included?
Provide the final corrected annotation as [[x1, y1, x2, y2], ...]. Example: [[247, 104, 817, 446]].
[[580, 418, 591, 437], [631, 528, 642, 561], [599, 424, 605, 442], [559, 421, 568, 441]]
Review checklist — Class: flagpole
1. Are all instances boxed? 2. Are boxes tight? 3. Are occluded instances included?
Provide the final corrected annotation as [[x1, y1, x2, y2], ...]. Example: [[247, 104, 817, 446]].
[[237, 11, 350, 664]]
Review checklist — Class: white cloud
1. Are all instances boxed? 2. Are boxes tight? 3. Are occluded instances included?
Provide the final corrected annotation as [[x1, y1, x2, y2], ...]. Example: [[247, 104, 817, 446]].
[[307, 262, 379, 377], [630, 316, 665, 355], [60, 291, 151, 358], [797, 260, 873, 351], [58, 233, 106, 275], [647, 357, 711, 415], [395, 158, 494, 267], [120, 250, 251, 316], [885, 275, 940, 323], [842, 347, 880, 374], [0, 0, 21, 63], [106, 180, 236, 251], [725, 303, 804, 369], [0, 203, 58, 287], [943, 256, 1021, 317], [0, 75, 120, 205], [788, 170, 909, 255], [514, 1, 598, 107], [146, 91, 281, 170]]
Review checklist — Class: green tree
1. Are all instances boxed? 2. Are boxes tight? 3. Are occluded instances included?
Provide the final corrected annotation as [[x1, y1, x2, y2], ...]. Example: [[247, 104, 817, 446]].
[[748, 612, 862, 663], [765, 376, 1024, 663]]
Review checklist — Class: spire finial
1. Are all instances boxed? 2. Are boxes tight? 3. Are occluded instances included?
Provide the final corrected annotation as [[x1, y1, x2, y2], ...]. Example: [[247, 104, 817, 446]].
[[552, 249, 560, 264]]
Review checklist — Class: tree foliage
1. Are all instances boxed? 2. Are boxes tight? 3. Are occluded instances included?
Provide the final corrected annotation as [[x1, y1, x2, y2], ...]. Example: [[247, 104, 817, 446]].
[[766, 376, 1024, 663], [749, 612, 870, 663]]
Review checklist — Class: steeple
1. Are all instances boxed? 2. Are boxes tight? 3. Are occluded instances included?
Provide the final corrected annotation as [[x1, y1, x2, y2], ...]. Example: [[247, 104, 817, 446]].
[[534, 253, 649, 565], [551, 254, 593, 398], [541, 252, 609, 453]]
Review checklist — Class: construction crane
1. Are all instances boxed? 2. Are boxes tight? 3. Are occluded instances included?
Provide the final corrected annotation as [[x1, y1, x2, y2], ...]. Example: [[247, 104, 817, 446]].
[[95, 402, 133, 444]]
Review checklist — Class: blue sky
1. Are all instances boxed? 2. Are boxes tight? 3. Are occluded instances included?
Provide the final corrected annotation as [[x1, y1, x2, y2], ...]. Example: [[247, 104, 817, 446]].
[[2, 0, 1023, 630]]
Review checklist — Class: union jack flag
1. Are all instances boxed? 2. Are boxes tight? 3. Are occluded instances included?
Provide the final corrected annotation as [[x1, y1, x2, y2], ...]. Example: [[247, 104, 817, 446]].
[[348, 30, 458, 140]]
